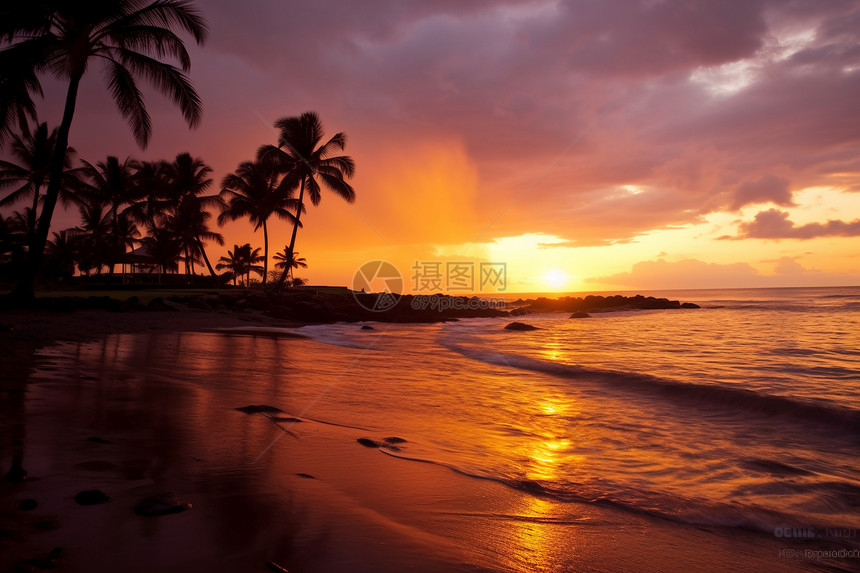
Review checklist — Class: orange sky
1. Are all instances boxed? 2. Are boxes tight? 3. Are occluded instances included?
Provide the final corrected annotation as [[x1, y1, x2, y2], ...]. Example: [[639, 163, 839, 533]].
[[4, 0, 860, 293]]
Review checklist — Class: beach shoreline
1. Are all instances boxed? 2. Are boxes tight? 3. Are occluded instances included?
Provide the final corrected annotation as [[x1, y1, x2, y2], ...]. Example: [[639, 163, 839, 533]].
[[1, 305, 855, 572]]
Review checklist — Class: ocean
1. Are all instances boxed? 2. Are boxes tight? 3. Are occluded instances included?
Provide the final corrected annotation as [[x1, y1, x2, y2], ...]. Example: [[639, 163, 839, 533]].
[[295, 286, 860, 536], [19, 285, 860, 570]]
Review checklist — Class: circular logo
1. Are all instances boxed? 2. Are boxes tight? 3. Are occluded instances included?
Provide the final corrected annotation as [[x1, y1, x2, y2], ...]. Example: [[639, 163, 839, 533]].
[[351, 260, 403, 312]]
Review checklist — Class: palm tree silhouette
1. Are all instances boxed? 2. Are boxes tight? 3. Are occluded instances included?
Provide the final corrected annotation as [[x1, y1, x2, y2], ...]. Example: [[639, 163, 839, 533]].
[[165, 153, 223, 277], [3, 1, 207, 298], [273, 247, 307, 283], [259, 111, 355, 288], [216, 243, 263, 286], [0, 120, 79, 237], [219, 157, 303, 284], [79, 156, 141, 273]]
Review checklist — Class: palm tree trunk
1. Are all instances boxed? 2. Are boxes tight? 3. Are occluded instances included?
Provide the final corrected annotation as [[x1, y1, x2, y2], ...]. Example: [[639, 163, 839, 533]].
[[28, 183, 41, 241], [13, 74, 82, 300], [262, 220, 269, 285], [195, 234, 218, 278], [276, 178, 304, 288]]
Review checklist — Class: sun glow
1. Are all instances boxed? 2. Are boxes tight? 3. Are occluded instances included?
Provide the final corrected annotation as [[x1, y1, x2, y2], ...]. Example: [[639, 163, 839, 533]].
[[543, 269, 568, 289]]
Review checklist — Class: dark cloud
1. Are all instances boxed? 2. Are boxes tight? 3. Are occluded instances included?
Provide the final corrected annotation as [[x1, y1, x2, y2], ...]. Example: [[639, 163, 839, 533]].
[[733, 208, 860, 239], [6, 0, 860, 253], [729, 174, 794, 210]]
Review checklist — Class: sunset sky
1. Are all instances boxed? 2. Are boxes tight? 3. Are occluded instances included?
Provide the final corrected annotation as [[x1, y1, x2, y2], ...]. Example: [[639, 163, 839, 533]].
[[10, 0, 860, 292]]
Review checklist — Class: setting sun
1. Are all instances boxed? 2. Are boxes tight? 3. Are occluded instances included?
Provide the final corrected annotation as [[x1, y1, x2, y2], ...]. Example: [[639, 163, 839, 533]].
[[543, 269, 568, 289]]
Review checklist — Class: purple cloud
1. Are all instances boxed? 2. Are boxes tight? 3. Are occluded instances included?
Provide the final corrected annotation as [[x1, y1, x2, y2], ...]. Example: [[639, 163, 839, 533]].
[[734, 209, 860, 239]]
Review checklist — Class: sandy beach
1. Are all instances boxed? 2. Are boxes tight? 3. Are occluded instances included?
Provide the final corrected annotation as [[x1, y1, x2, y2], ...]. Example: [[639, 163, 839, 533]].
[[2, 304, 854, 572]]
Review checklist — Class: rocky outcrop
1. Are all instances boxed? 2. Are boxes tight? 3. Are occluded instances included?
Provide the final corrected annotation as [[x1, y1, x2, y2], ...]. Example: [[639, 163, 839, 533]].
[[504, 322, 539, 331]]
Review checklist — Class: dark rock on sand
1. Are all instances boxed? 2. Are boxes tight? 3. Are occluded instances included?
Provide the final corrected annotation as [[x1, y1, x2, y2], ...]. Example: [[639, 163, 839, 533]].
[[569, 311, 591, 318], [504, 321, 539, 331], [4, 463, 28, 483], [384, 437, 407, 444], [235, 405, 283, 414], [361, 325, 375, 330], [134, 492, 192, 516], [357, 438, 382, 448], [296, 473, 316, 479], [18, 499, 38, 511], [75, 490, 111, 505], [681, 302, 701, 309]]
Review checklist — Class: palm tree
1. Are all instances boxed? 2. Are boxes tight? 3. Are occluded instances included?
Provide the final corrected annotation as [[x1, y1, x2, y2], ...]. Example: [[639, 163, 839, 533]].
[[215, 243, 263, 287], [79, 155, 140, 272], [219, 157, 303, 284], [165, 152, 222, 277], [258, 111, 355, 287], [73, 198, 112, 275], [4, 1, 207, 298], [273, 247, 307, 282], [0, 120, 79, 236]]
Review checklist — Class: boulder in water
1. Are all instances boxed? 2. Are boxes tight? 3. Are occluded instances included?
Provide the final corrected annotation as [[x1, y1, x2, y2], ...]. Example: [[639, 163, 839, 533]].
[[361, 325, 375, 330], [504, 321, 539, 331], [75, 490, 111, 505], [681, 302, 700, 309], [569, 312, 591, 318], [235, 405, 283, 414]]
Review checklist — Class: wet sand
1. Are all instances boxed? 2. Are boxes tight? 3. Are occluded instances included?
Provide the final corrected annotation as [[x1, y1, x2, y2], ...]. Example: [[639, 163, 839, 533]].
[[0, 308, 846, 572]]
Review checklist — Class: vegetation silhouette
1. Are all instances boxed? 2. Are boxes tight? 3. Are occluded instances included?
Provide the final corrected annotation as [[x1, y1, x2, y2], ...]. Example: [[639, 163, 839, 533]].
[[259, 111, 355, 289], [1, 1, 207, 298], [219, 157, 303, 284]]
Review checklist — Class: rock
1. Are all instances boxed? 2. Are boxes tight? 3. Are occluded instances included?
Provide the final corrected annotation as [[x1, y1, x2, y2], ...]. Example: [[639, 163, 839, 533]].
[[4, 463, 28, 483], [384, 437, 407, 444], [74, 490, 111, 505], [504, 321, 539, 331], [357, 438, 382, 448], [296, 473, 315, 479], [681, 302, 700, 309], [235, 405, 283, 414], [19, 499, 38, 511], [361, 325, 375, 330], [569, 312, 591, 318], [509, 307, 529, 316], [134, 492, 192, 516]]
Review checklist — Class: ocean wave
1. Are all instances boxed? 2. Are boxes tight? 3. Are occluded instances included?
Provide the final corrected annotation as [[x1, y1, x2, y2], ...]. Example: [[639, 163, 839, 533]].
[[377, 448, 857, 539], [440, 338, 860, 433]]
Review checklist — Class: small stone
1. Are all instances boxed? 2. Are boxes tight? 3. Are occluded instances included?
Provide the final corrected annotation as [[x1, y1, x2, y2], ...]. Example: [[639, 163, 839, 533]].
[[357, 438, 381, 448], [235, 405, 283, 414], [18, 499, 38, 511], [75, 490, 111, 505], [361, 325, 374, 330], [296, 473, 315, 479]]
